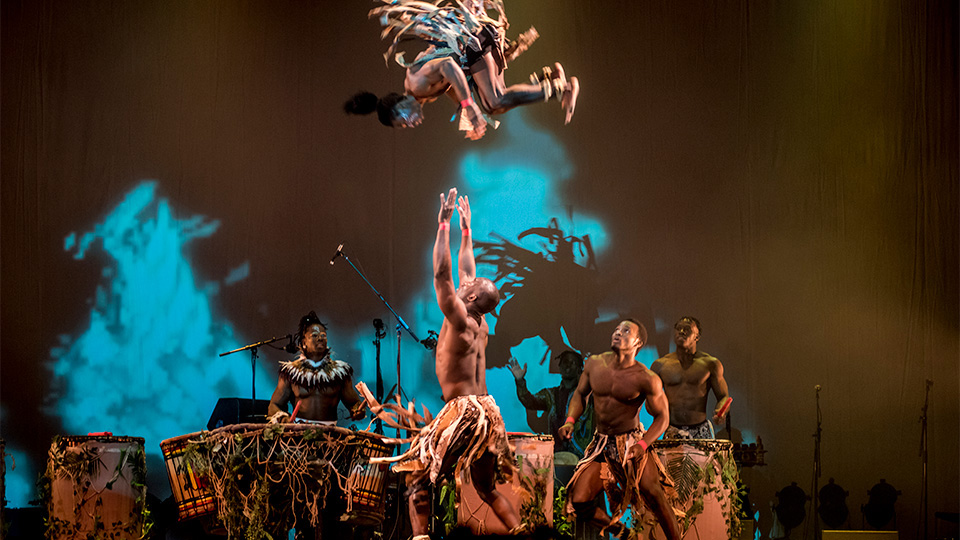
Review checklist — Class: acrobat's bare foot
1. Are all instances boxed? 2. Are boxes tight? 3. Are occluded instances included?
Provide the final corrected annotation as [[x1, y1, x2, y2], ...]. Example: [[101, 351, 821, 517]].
[[563, 76, 579, 124], [551, 62, 566, 83]]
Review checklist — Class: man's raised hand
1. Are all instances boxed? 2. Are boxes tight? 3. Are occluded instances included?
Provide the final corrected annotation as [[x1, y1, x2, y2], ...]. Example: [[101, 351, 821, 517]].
[[457, 195, 472, 231], [438, 188, 458, 224], [506, 357, 527, 380]]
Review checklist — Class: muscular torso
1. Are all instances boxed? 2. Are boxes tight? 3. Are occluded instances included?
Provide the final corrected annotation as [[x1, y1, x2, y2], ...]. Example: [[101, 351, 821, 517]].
[[269, 363, 358, 423], [288, 382, 345, 422], [653, 351, 716, 426], [435, 314, 487, 401], [586, 352, 656, 434]]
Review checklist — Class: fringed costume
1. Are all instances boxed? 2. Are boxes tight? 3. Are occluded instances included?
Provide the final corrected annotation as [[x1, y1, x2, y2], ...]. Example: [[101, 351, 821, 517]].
[[358, 382, 514, 494], [370, 0, 509, 71], [566, 428, 680, 528], [369, 0, 540, 130]]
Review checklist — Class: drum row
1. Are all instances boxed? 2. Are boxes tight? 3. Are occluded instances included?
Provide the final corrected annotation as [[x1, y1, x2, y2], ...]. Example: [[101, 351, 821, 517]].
[[44, 430, 737, 540], [43, 426, 393, 540]]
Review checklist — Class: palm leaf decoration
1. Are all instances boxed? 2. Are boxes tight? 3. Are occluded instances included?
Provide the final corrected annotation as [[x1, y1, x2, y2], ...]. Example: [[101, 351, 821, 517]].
[[665, 454, 705, 505]]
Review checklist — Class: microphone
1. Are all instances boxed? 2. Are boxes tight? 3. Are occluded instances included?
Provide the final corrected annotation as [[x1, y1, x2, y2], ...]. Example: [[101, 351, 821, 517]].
[[815, 385, 821, 392], [283, 334, 298, 354], [329, 243, 344, 265], [926, 379, 933, 388]]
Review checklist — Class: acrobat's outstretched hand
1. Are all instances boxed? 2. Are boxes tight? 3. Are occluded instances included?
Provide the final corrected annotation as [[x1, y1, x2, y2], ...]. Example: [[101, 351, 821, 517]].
[[459, 99, 487, 140]]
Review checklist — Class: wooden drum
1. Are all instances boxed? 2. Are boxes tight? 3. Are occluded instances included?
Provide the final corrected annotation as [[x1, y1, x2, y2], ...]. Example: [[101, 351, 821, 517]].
[[342, 430, 395, 525], [160, 431, 216, 521], [458, 433, 555, 535], [163, 423, 395, 536], [640, 439, 739, 540], [45, 435, 146, 540]]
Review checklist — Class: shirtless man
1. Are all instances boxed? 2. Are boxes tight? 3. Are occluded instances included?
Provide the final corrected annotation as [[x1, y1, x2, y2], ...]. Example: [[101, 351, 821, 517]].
[[268, 311, 365, 424], [651, 317, 731, 439], [387, 188, 520, 539], [560, 320, 681, 540], [346, 1, 579, 139]]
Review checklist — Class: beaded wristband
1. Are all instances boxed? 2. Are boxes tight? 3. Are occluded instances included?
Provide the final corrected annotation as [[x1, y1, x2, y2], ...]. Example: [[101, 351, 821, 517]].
[[439, 222, 449, 230]]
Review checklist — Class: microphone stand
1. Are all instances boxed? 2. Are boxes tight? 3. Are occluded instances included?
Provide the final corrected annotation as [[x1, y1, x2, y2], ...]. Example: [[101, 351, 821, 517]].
[[219, 335, 292, 403], [332, 245, 425, 346], [331, 244, 436, 417], [372, 319, 386, 434], [918, 379, 932, 540], [811, 385, 823, 540]]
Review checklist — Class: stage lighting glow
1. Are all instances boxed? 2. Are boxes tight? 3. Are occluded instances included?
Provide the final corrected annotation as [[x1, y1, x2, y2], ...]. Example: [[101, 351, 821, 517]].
[[43, 180, 268, 492], [346, 111, 615, 433]]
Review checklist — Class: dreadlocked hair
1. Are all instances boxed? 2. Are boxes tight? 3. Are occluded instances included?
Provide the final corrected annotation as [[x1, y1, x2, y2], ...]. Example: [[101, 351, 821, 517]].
[[297, 311, 326, 348], [344, 91, 406, 127]]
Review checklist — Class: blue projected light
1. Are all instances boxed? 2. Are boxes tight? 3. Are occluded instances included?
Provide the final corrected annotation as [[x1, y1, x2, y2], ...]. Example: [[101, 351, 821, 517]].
[[37, 181, 267, 500], [347, 111, 621, 434], [1, 405, 35, 508]]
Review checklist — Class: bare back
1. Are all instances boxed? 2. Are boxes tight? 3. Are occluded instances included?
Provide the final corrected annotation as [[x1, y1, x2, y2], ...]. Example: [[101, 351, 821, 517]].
[[651, 351, 718, 425], [404, 54, 454, 101], [583, 351, 659, 434]]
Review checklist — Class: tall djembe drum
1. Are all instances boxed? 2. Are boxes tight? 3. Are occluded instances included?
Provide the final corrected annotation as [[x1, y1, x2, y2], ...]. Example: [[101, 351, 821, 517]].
[[640, 439, 740, 540], [44, 435, 147, 540]]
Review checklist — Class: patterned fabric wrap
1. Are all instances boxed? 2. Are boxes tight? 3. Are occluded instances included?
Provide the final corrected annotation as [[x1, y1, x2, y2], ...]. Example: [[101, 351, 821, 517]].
[[370, 0, 507, 69], [565, 429, 679, 525], [374, 394, 515, 491], [278, 353, 353, 392], [664, 420, 715, 440]]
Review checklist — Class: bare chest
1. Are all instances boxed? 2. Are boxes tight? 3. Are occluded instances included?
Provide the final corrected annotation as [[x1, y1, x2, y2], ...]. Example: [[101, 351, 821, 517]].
[[293, 383, 341, 400], [591, 367, 646, 404], [659, 361, 710, 387]]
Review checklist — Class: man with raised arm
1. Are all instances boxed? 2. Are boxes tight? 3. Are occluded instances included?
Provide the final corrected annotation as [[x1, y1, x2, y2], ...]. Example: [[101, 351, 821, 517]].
[[390, 188, 521, 539], [559, 320, 682, 540], [507, 350, 595, 458], [651, 316, 731, 439]]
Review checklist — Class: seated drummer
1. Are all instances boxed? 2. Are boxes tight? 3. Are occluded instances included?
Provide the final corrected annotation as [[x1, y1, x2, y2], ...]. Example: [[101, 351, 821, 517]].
[[650, 316, 731, 439], [268, 311, 365, 424]]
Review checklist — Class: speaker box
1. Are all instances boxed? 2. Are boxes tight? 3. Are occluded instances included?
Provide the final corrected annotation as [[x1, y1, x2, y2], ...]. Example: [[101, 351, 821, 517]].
[[822, 532, 898, 539], [206, 398, 270, 430]]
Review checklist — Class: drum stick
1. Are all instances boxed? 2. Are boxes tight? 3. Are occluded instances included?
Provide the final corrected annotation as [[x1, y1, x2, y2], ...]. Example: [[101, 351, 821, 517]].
[[716, 397, 733, 419], [290, 400, 302, 422]]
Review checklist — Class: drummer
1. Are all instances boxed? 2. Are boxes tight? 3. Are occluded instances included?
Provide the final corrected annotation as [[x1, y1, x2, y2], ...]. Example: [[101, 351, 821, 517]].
[[650, 316, 731, 439], [268, 311, 366, 424]]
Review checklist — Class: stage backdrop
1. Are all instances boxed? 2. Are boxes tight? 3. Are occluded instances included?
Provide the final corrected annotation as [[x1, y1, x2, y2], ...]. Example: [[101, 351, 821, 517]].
[[2, 1, 957, 538]]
